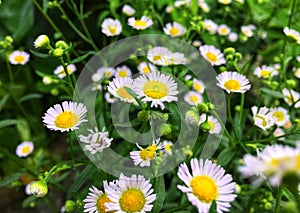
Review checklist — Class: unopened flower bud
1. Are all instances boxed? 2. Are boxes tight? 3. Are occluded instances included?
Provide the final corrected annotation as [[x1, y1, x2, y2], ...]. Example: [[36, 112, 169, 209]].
[[55, 40, 68, 50], [30, 180, 48, 197], [281, 201, 298, 213], [200, 121, 211, 132], [286, 79, 296, 88], [156, 123, 171, 136], [234, 52, 243, 60], [65, 200, 76, 212], [34, 35, 50, 49], [51, 48, 64, 57], [197, 103, 209, 113], [51, 88, 59, 96], [224, 47, 235, 55], [219, 66, 227, 72], [5, 36, 13, 44], [43, 76, 53, 85], [137, 110, 150, 122], [226, 54, 234, 61]]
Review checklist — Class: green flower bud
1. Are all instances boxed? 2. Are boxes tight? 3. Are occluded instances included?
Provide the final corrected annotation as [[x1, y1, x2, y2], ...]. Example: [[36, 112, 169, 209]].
[[264, 202, 272, 210], [163, 113, 169, 121], [42, 76, 53, 85], [185, 110, 199, 125], [207, 103, 214, 111], [51, 48, 64, 57], [224, 47, 235, 55], [219, 66, 227, 72], [226, 54, 234, 61], [200, 121, 211, 132], [156, 123, 171, 136], [235, 105, 241, 112], [30, 180, 48, 197], [273, 56, 281, 63], [34, 35, 50, 49], [186, 80, 193, 89], [5, 36, 13, 44], [65, 200, 76, 212], [271, 81, 279, 89], [197, 103, 209, 113], [137, 110, 150, 122], [55, 40, 68, 50], [51, 88, 59, 96], [286, 79, 297, 88], [234, 52, 243, 60], [281, 201, 298, 213], [182, 145, 193, 157]]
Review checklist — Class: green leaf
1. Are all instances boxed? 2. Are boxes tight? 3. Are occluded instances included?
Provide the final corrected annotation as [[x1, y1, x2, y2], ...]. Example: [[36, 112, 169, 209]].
[[22, 195, 36, 208], [0, 95, 10, 112], [69, 52, 94, 64], [30, 49, 50, 58], [260, 88, 283, 98], [0, 119, 20, 129], [152, 176, 166, 213], [208, 200, 217, 213], [217, 148, 236, 166], [0, 172, 23, 187], [19, 93, 42, 103], [282, 186, 296, 201]]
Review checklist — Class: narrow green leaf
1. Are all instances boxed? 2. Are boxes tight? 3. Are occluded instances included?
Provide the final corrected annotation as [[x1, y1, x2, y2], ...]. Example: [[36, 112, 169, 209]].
[[0, 172, 23, 187], [217, 148, 236, 166], [69, 52, 94, 64], [0, 119, 20, 129], [282, 186, 296, 201], [19, 93, 42, 103], [208, 200, 217, 213], [30, 49, 50, 58], [260, 88, 283, 98], [152, 176, 166, 213]]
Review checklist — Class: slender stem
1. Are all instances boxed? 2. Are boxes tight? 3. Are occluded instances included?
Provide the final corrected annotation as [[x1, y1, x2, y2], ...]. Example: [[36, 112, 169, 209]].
[[274, 186, 282, 213], [160, 203, 190, 213], [239, 93, 245, 126], [227, 94, 234, 126], [243, 132, 296, 144], [6, 61, 14, 84], [68, 132, 75, 162]]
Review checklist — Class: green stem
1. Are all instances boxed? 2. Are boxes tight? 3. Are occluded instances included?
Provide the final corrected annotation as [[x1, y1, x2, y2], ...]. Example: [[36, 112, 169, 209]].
[[239, 93, 245, 126], [244, 132, 296, 144], [275, 186, 282, 213], [160, 203, 190, 213], [68, 132, 75, 162], [6, 61, 14, 84]]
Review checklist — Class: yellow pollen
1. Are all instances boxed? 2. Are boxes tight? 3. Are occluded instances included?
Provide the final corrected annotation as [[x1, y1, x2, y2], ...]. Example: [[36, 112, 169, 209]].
[[170, 27, 179, 36], [134, 20, 147, 28], [108, 26, 117, 34], [220, 28, 227, 34], [21, 146, 31, 154], [165, 144, 172, 153], [143, 81, 168, 99], [153, 55, 161, 61], [14, 55, 25, 63], [116, 87, 134, 100], [140, 149, 156, 161], [260, 70, 271, 78], [96, 194, 114, 213], [142, 66, 150, 73], [189, 95, 199, 104], [255, 115, 267, 127], [119, 189, 146, 212], [194, 83, 202, 92], [147, 144, 158, 152], [296, 155, 300, 169], [105, 71, 111, 78], [272, 111, 284, 122], [190, 176, 218, 203], [224, 79, 241, 91], [208, 121, 215, 131], [118, 70, 128, 77], [55, 111, 79, 129], [205, 52, 218, 63]]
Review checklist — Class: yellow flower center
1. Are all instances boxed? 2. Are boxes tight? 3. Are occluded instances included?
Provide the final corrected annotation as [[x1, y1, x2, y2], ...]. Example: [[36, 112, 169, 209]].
[[21, 146, 31, 154], [105, 71, 111, 78], [170, 27, 179, 36], [143, 81, 168, 99], [224, 79, 241, 91], [96, 194, 114, 213], [118, 70, 128, 77], [134, 20, 147, 28], [142, 66, 150, 73], [140, 145, 157, 161], [220, 28, 228, 35], [116, 87, 134, 100], [296, 154, 300, 169], [286, 95, 295, 104], [164, 143, 172, 154], [108, 26, 117, 34], [194, 83, 202, 92], [190, 175, 218, 203], [205, 52, 217, 63], [14, 55, 25, 63], [189, 95, 199, 104], [119, 189, 146, 212], [153, 55, 161, 61], [255, 115, 268, 127], [55, 111, 79, 129], [272, 111, 284, 122], [260, 70, 271, 78], [287, 33, 300, 43], [208, 121, 215, 131]]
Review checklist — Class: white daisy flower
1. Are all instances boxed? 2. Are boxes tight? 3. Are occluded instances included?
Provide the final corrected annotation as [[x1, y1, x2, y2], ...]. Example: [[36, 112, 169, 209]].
[[273, 127, 285, 141], [137, 62, 157, 74], [147, 46, 172, 66], [165, 6, 175, 13], [199, 45, 226, 66], [199, 114, 222, 134], [217, 24, 231, 36], [184, 91, 203, 106], [33, 34, 50, 49], [192, 40, 202, 47], [297, 56, 300, 63], [203, 19, 218, 34], [130, 140, 163, 167], [241, 25, 255, 37], [185, 110, 200, 125], [235, 0, 244, 3], [175, 0, 191, 7], [254, 65, 278, 79], [251, 106, 274, 130], [104, 92, 117, 104], [9, 50, 30, 65], [53, 64, 76, 79], [132, 72, 178, 110], [228, 32, 238, 42], [258, 30, 267, 39], [168, 52, 187, 65], [293, 67, 300, 78], [101, 18, 122, 37], [163, 140, 173, 155], [128, 16, 153, 30], [218, 0, 232, 4], [95, 67, 116, 79], [122, 4, 135, 16], [25, 182, 34, 195], [193, 78, 205, 93], [198, 0, 210, 13], [105, 173, 157, 213], [283, 27, 300, 44], [163, 22, 187, 37], [107, 77, 137, 104], [270, 107, 290, 126], [83, 184, 112, 213], [42, 101, 88, 132], [177, 159, 236, 213], [79, 127, 113, 155], [16, 141, 34, 157], [282, 88, 300, 108], [114, 65, 132, 78], [216, 71, 251, 93]]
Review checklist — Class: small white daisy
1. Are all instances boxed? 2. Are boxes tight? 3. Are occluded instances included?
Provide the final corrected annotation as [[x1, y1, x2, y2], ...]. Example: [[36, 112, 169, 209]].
[[163, 140, 173, 155], [114, 65, 132, 78], [95, 67, 116, 79], [203, 19, 218, 34], [296, 56, 300, 63], [283, 27, 300, 44], [104, 92, 117, 104], [166, 5, 175, 13], [217, 24, 231, 36], [33, 35, 50, 49], [199, 114, 222, 134], [270, 107, 290, 127], [83, 184, 113, 213], [53, 64, 77, 79], [184, 91, 203, 106], [101, 18, 122, 37], [273, 127, 285, 141], [42, 101, 88, 132], [132, 72, 178, 110], [107, 77, 137, 104], [218, 0, 232, 4], [216, 71, 251, 93], [199, 45, 226, 66], [9, 50, 30, 65], [79, 127, 113, 155], [122, 4, 135, 16], [175, 0, 191, 7], [128, 16, 153, 30], [282, 88, 300, 108], [177, 158, 236, 213], [193, 78, 205, 93], [137, 62, 157, 74], [293, 67, 300, 78], [228, 32, 238, 42], [25, 182, 34, 195], [105, 173, 157, 213], [147, 46, 172, 66], [198, 0, 210, 13], [16, 141, 34, 157], [163, 22, 187, 37], [241, 25, 256, 37], [130, 140, 163, 167], [251, 106, 274, 130], [168, 52, 187, 65], [254, 65, 278, 79], [192, 40, 202, 47]]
